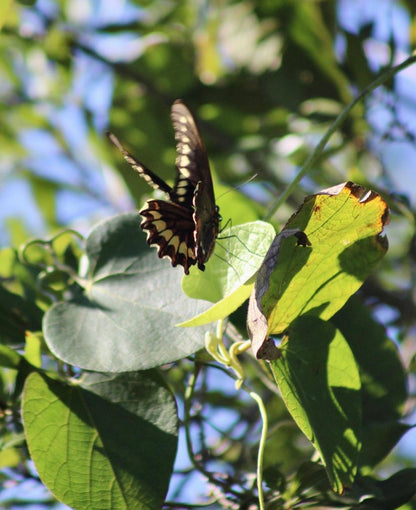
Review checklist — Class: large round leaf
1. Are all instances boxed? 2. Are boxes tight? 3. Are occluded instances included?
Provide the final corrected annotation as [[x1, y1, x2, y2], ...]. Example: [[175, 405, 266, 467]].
[[44, 213, 214, 372]]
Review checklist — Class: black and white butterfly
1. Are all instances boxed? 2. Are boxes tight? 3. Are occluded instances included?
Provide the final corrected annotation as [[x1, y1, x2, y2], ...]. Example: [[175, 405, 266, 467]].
[[107, 100, 220, 274]]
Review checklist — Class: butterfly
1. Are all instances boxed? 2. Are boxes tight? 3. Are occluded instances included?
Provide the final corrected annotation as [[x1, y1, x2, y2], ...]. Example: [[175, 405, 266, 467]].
[[107, 100, 220, 274]]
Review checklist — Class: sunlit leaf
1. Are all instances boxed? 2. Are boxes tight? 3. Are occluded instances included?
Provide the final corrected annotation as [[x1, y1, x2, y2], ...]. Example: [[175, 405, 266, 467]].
[[0, 447, 21, 469], [0, 0, 14, 30], [24, 331, 42, 368], [247, 182, 388, 356], [180, 221, 275, 326], [271, 316, 361, 493]]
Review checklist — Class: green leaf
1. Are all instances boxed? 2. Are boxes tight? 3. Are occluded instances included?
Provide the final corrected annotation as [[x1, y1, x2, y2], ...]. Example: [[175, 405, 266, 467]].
[[247, 182, 388, 355], [288, 2, 352, 105], [0, 286, 43, 345], [0, 0, 13, 30], [0, 344, 22, 369], [271, 316, 361, 494], [22, 370, 178, 510], [355, 469, 416, 508], [0, 248, 48, 310], [44, 213, 216, 372], [184, 221, 275, 302], [288, 461, 330, 497], [24, 331, 43, 368], [333, 297, 407, 421], [247, 229, 310, 359], [180, 221, 275, 327], [215, 184, 264, 227], [0, 447, 21, 469], [332, 296, 409, 468]]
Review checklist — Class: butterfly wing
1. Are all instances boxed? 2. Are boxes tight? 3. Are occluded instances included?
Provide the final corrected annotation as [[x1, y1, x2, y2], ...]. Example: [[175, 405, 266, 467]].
[[171, 100, 220, 269], [140, 199, 197, 274], [107, 131, 173, 197], [108, 100, 220, 273], [108, 128, 199, 273]]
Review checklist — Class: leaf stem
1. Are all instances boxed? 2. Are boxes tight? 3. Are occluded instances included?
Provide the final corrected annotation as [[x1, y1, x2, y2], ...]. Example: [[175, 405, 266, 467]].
[[247, 389, 268, 510], [205, 321, 268, 508], [264, 53, 416, 221]]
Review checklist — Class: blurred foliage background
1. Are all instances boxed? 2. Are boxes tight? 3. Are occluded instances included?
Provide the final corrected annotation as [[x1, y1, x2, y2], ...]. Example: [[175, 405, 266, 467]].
[[2, 0, 416, 507]]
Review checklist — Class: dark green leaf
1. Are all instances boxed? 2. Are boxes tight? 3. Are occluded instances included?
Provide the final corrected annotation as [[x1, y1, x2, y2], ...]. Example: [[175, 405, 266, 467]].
[[355, 469, 416, 509], [332, 296, 409, 468], [23, 370, 178, 510], [0, 286, 43, 345]]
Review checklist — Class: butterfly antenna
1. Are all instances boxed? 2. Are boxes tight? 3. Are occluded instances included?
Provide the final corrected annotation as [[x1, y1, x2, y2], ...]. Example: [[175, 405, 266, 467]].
[[216, 173, 258, 201]]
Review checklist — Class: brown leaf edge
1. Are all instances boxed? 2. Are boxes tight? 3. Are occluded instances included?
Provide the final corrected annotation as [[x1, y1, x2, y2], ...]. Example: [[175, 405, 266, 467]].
[[247, 230, 310, 360], [247, 181, 389, 361]]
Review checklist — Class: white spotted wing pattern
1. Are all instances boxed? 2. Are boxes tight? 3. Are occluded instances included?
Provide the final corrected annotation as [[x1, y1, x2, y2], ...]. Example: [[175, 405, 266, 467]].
[[107, 100, 220, 274]]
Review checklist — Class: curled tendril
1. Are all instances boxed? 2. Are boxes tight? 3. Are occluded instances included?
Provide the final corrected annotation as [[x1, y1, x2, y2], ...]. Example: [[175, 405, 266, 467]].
[[19, 229, 87, 298]]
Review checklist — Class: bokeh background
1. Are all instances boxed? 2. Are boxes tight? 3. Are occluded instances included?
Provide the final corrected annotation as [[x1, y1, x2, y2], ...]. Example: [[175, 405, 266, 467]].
[[1, 0, 416, 507]]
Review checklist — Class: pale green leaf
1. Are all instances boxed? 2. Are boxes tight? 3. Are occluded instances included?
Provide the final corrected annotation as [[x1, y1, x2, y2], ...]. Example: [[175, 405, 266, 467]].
[[44, 213, 216, 372], [0, 447, 21, 469], [180, 221, 275, 326]]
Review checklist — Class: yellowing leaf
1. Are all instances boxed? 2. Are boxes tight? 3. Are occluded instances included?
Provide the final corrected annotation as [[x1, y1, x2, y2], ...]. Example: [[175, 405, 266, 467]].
[[248, 182, 388, 358]]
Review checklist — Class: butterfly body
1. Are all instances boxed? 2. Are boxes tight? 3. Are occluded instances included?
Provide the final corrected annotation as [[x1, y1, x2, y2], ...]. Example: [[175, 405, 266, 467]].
[[108, 100, 220, 274]]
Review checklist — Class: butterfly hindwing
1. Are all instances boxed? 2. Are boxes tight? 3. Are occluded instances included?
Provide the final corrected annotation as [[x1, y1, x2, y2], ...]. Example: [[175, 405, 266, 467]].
[[140, 200, 197, 274], [108, 100, 220, 274]]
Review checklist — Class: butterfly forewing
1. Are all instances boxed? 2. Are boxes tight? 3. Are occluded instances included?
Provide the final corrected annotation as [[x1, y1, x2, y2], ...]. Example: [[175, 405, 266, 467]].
[[171, 101, 215, 205], [107, 132, 173, 196], [171, 101, 220, 269], [108, 100, 220, 274]]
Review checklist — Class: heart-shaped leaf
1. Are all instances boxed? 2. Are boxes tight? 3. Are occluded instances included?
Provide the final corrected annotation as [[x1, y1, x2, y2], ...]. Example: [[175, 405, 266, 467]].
[[44, 213, 215, 372], [22, 370, 178, 510], [180, 221, 275, 326]]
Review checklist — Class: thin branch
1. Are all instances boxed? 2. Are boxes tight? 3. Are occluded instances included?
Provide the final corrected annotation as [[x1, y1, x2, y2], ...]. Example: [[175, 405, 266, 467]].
[[264, 53, 416, 221]]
